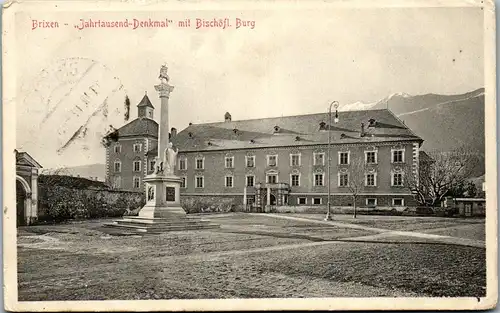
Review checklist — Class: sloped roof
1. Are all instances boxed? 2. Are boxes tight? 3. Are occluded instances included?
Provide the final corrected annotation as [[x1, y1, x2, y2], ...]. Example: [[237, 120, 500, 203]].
[[419, 151, 433, 163], [15, 150, 42, 168], [114, 117, 158, 138], [137, 94, 154, 108], [169, 109, 422, 152]]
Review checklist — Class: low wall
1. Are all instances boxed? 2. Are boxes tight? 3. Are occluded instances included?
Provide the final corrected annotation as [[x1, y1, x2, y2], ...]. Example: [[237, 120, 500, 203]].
[[270, 205, 407, 214]]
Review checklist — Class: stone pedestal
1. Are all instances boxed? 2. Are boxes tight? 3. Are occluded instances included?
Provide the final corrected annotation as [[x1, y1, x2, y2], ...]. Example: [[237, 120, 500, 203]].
[[104, 173, 219, 234], [139, 174, 185, 219]]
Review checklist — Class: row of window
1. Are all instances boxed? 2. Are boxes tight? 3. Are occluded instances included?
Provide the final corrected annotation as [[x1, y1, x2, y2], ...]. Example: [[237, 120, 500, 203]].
[[111, 176, 141, 189], [178, 149, 405, 170], [180, 172, 405, 189], [113, 160, 142, 173], [113, 143, 143, 154], [296, 197, 405, 206], [113, 176, 406, 207], [112, 149, 406, 172]]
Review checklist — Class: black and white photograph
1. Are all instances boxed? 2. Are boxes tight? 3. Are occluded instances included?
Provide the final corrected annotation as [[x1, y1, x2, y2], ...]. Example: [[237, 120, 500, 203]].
[[3, 0, 497, 311]]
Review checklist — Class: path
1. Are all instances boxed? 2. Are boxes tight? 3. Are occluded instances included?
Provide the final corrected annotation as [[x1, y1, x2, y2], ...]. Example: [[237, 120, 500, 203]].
[[259, 214, 485, 248]]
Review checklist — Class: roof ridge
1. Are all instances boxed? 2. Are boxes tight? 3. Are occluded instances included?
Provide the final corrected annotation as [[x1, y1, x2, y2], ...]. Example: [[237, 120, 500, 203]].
[[189, 108, 391, 126], [385, 109, 421, 140]]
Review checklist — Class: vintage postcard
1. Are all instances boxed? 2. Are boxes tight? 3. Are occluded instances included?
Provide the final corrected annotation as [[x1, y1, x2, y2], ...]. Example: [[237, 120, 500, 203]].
[[3, 0, 497, 311]]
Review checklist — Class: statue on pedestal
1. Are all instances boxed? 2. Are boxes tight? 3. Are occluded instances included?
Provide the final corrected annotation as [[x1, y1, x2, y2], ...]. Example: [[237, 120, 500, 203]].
[[163, 142, 178, 174]]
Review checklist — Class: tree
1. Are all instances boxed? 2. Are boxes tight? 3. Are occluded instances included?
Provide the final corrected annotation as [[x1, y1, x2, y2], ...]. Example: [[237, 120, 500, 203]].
[[101, 125, 119, 148], [40, 167, 71, 186], [345, 157, 366, 218], [464, 182, 478, 198], [405, 146, 482, 206], [105, 175, 119, 190], [124, 95, 131, 121]]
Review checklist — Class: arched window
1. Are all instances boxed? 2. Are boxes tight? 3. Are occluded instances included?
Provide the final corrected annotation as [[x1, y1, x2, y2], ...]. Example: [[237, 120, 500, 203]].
[[114, 159, 122, 173], [133, 176, 141, 189]]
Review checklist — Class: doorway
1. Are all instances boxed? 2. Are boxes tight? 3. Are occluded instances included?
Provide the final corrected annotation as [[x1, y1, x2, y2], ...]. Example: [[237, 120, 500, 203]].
[[465, 204, 472, 217], [16, 180, 26, 226], [262, 193, 277, 206]]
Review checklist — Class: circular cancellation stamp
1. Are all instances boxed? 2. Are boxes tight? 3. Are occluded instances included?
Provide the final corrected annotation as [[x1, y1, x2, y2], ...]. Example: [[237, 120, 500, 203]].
[[19, 58, 128, 166]]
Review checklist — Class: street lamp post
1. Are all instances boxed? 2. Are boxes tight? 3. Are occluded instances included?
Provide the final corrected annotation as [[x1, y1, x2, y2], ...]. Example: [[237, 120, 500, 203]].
[[325, 101, 339, 221]]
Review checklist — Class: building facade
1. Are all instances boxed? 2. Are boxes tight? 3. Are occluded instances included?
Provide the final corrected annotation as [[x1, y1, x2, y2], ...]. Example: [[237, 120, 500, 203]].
[[106, 105, 424, 209], [143, 109, 423, 209], [104, 94, 159, 191]]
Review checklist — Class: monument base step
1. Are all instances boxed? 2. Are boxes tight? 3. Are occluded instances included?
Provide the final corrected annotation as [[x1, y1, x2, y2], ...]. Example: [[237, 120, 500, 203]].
[[103, 216, 220, 234]]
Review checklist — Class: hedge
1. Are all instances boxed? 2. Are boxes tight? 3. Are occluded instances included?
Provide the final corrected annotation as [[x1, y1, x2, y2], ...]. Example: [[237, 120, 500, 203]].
[[180, 196, 244, 214], [38, 184, 145, 223]]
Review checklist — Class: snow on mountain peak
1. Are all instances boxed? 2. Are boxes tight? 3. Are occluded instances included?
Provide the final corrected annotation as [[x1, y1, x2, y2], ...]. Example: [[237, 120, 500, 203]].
[[339, 100, 377, 111], [339, 91, 413, 111], [387, 92, 412, 99]]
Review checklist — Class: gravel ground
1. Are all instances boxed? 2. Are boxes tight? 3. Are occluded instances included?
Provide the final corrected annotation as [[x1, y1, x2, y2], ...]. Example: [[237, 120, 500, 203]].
[[17, 214, 486, 300], [419, 224, 485, 241], [286, 213, 485, 232]]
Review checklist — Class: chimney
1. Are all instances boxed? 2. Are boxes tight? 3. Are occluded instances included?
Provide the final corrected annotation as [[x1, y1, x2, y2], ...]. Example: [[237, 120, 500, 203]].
[[224, 112, 232, 122], [360, 123, 365, 137], [171, 127, 177, 138]]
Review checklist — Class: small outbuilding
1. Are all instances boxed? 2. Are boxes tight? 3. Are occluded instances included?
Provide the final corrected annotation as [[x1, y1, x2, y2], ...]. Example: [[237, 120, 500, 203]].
[[442, 196, 485, 217], [453, 198, 486, 217], [16, 150, 42, 226]]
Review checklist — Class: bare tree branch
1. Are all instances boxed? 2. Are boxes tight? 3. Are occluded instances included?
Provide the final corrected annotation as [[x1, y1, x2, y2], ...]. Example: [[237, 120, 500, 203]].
[[406, 146, 483, 206]]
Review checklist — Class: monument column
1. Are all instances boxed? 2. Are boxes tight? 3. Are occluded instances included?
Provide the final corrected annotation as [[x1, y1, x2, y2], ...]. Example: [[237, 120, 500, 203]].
[[106, 64, 219, 233], [155, 77, 173, 167], [138, 65, 185, 219]]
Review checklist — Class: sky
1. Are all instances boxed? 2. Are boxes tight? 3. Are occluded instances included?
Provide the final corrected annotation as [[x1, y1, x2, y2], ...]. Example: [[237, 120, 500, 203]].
[[14, 6, 485, 168]]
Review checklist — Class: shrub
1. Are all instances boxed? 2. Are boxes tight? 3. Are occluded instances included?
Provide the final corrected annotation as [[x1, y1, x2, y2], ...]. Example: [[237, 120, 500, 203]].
[[181, 196, 237, 214], [37, 184, 145, 223]]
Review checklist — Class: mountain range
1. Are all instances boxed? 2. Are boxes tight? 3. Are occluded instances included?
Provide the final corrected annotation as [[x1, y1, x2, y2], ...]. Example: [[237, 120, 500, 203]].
[[42, 163, 106, 182], [341, 88, 485, 154], [51, 88, 485, 179]]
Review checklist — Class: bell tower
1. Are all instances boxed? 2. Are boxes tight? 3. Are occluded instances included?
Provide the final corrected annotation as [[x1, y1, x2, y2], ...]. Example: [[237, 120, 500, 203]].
[[137, 92, 155, 119]]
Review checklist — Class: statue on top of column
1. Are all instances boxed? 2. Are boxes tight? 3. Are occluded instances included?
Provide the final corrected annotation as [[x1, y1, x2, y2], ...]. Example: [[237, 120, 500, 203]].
[[158, 64, 170, 84]]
